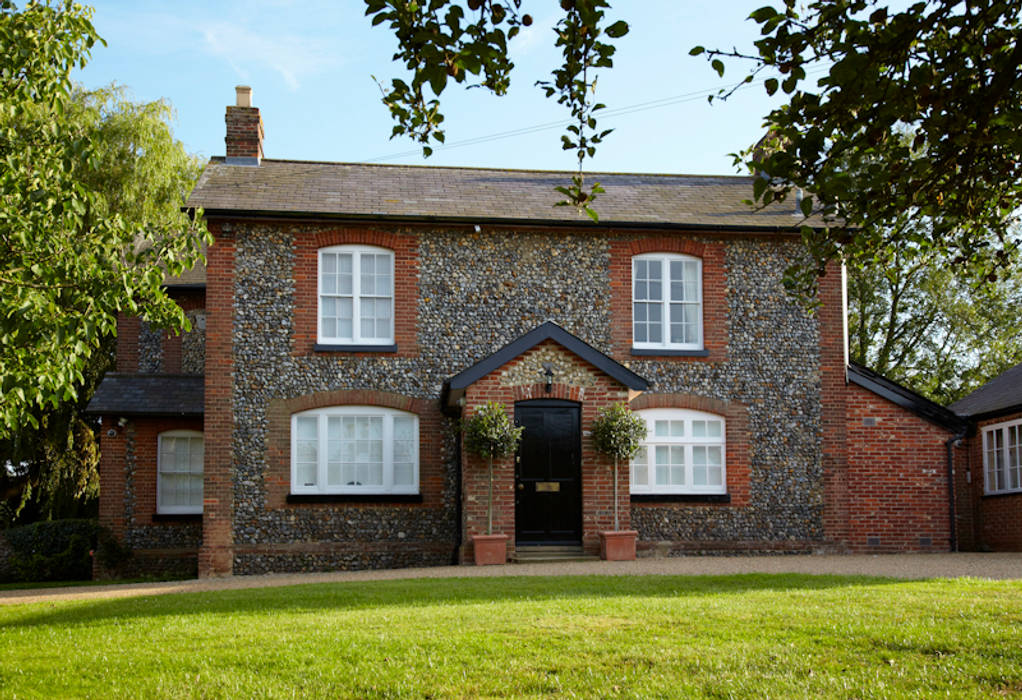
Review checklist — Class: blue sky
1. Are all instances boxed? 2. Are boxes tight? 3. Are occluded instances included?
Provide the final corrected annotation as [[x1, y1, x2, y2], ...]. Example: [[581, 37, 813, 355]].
[[75, 1, 795, 175]]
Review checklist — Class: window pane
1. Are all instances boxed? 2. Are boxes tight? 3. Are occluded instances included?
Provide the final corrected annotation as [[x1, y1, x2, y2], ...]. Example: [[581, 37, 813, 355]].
[[322, 273, 336, 294], [297, 463, 317, 487], [339, 271, 352, 295], [670, 421, 684, 437], [296, 417, 317, 441], [394, 463, 413, 486], [692, 421, 706, 438], [394, 416, 414, 441], [322, 253, 336, 274], [654, 420, 669, 437]]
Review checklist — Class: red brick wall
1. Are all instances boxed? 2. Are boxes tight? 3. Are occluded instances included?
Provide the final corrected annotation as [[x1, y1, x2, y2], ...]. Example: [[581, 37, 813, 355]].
[[98, 418, 128, 537], [292, 227, 419, 357], [964, 411, 1022, 551], [200, 222, 235, 577], [608, 235, 727, 361], [115, 316, 140, 373], [264, 389, 445, 509], [459, 340, 631, 562], [629, 392, 751, 508], [845, 383, 953, 552]]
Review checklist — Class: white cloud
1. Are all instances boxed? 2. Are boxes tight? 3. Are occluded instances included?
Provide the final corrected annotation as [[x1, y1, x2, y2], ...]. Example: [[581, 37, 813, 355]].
[[200, 22, 343, 91]]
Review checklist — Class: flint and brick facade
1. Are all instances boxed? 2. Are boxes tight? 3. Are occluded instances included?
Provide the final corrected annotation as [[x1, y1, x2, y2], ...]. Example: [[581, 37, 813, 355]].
[[88, 89, 987, 579]]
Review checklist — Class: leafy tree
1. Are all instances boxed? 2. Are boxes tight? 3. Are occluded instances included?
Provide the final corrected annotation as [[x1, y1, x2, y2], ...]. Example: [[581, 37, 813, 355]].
[[590, 402, 646, 530], [848, 233, 1022, 405], [695, 0, 1022, 295], [367, 1, 1020, 293], [462, 401, 523, 535], [0, 1, 208, 439], [364, 0, 628, 219], [0, 82, 208, 524]]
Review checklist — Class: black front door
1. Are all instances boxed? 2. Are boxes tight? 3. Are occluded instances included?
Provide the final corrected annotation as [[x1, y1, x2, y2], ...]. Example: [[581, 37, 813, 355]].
[[515, 400, 582, 546]]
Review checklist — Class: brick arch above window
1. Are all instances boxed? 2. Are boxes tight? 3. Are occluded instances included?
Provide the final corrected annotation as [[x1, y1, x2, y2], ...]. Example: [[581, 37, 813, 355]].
[[626, 237, 706, 258], [293, 226, 419, 357]]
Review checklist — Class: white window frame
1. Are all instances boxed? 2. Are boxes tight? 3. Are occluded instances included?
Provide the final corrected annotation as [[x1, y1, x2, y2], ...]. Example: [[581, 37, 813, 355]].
[[983, 418, 1022, 495], [317, 245, 394, 346], [630, 409, 726, 495], [290, 406, 419, 495], [632, 253, 703, 351], [157, 430, 204, 514]]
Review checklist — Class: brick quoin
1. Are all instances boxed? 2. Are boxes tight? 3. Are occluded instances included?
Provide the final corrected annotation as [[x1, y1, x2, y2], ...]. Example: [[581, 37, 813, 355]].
[[608, 233, 728, 362], [199, 222, 235, 577], [292, 226, 419, 357], [819, 263, 851, 550], [458, 340, 630, 563], [844, 383, 953, 552], [264, 389, 444, 510]]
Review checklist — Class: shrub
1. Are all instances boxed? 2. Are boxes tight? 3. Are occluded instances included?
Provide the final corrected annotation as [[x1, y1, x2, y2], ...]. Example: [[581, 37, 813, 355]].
[[0, 519, 126, 583], [462, 402, 523, 535]]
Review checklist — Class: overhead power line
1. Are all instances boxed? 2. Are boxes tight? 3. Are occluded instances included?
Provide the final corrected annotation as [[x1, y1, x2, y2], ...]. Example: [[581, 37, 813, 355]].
[[362, 68, 827, 163]]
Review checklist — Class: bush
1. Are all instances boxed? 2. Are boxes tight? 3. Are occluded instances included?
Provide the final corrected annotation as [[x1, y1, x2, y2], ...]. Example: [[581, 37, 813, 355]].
[[0, 519, 114, 583]]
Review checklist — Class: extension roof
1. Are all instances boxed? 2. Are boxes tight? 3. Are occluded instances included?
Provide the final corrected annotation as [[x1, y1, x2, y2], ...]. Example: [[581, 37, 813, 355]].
[[847, 362, 965, 432], [949, 361, 1022, 420], [188, 158, 821, 231], [85, 374, 204, 417]]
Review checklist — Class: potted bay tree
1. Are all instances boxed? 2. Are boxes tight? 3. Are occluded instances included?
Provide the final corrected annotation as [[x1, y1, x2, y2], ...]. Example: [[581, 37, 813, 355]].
[[462, 401, 524, 565], [591, 402, 647, 560]]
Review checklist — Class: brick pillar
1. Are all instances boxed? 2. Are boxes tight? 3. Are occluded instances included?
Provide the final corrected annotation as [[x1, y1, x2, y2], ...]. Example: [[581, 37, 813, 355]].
[[225, 86, 263, 162], [199, 223, 235, 577], [820, 263, 850, 550]]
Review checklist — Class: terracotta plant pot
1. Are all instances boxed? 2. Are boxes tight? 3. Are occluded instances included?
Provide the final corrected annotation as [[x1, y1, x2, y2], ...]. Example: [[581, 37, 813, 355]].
[[472, 534, 509, 566], [599, 530, 638, 561]]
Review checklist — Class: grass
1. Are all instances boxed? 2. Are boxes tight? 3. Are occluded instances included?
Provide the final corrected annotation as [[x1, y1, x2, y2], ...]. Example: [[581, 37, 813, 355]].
[[0, 574, 1020, 698], [0, 575, 189, 592]]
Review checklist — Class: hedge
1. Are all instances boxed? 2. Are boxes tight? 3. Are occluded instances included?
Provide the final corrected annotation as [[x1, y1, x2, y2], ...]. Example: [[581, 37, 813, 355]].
[[0, 519, 129, 584]]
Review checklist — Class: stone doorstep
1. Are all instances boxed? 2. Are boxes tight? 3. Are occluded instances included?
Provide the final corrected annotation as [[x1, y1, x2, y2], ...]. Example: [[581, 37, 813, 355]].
[[510, 545, 601, 564]]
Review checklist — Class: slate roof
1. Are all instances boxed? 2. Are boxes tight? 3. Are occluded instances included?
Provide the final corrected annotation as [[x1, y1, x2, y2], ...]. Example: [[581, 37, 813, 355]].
[[949, 361, 1022, 419], [85, 374, 204, 416], [188, 158, 822, 231], [847, 363, 965, 432]]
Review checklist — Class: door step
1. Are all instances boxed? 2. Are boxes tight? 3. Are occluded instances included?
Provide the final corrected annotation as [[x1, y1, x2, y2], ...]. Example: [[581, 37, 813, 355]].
[[511, 546, 600, 563]]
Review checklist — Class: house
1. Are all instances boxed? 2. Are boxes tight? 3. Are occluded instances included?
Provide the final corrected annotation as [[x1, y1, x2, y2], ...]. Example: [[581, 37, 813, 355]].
[[87, 87, 967, 578], [949, 362, 1022, 552]]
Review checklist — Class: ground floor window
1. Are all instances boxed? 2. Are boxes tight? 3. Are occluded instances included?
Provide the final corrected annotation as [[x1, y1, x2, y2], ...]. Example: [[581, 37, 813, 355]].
[[630, 409, 725, 495], [157, 431, 204, 514], [291, 406, 418, 495], [984, 419, 1022, 494]]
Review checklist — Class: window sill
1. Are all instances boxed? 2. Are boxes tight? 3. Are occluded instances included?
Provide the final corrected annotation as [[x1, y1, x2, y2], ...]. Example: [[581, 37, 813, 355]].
[[287, 493, 423, 504], [314, 344, 398, 353], [631, 348, 710, 357], [152, 513, 203, 522], [630, 493, 730, 503], [982, 490, 1022, 499]]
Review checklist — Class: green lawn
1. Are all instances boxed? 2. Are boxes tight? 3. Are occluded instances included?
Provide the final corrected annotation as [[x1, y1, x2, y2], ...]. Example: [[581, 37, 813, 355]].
[[0, 574, 1019, 698]]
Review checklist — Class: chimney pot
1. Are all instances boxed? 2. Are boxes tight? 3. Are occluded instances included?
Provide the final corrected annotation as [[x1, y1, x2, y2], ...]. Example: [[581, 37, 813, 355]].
[[235, 85, 252, 107]]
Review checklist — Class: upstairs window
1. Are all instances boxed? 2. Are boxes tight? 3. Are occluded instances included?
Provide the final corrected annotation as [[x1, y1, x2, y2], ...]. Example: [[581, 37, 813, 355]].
[[630, 409, 725, 495], [984, 419, 1022, 495], [291, 406, 418, 495], [318, 245, 393, 345], [157, 431, 204, 514], [632, 253, 702, 351]]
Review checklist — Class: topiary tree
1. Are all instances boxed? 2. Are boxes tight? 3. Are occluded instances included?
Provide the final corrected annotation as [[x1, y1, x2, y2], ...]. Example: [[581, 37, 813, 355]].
[[462, 401, 524, 536], [591, 402, 647, 530]]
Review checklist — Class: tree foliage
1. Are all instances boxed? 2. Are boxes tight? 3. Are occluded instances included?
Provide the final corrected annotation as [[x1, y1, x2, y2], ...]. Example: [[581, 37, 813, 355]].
[[848, 233, 1022, 405], [1, 81, 208, 524], [590, 402, 646, 462], [695, 0, 1022, 295], [364, 0, 628, 219], [0, 1, 209, 439]]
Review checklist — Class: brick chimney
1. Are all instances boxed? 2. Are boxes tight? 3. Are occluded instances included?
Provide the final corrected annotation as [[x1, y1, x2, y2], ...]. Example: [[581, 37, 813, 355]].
[[225, 85, 263, 165]]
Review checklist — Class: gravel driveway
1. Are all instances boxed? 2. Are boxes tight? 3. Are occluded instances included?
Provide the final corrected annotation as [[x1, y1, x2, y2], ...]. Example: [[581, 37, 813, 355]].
[[2, 552, 1019, 606]]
